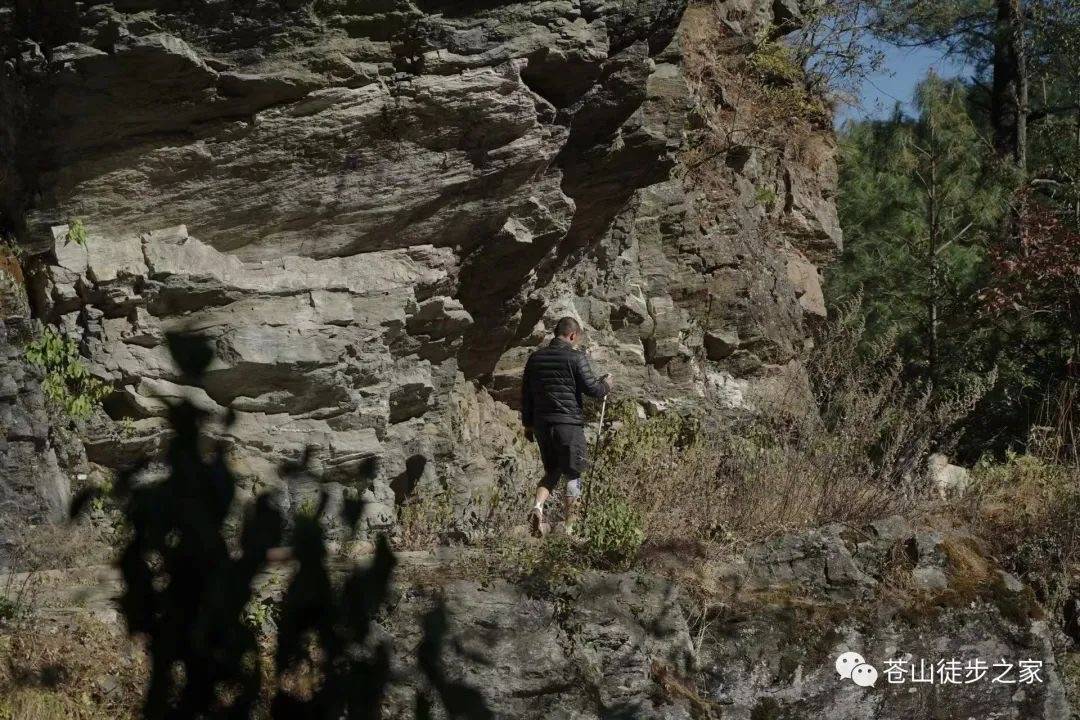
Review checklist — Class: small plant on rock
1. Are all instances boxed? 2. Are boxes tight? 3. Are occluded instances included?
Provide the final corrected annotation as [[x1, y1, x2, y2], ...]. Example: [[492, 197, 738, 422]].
[[398, 488, 456, 549], [242, 596, 279, 635], [118, 416, 137, 438], [755, 186, 778, 209], [25, 326, 111, 420], [493, 532, 582, 591], [746, 32, 831, 125], [65, 218, 88, 247], [748, 39, 802, 85], [0, 595, 18, 624]]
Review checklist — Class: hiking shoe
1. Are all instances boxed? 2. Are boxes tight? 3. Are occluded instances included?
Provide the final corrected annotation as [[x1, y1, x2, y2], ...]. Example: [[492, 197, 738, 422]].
[[528, 508, 546, 538]]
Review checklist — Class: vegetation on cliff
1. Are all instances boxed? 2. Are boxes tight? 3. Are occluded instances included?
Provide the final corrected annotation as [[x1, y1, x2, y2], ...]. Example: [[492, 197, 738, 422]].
[[1, 0, 1079, 718]]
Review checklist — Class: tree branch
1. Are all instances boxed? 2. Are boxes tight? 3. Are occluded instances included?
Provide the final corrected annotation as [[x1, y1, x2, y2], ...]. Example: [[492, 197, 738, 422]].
[[1028, 104, 1080, 124]]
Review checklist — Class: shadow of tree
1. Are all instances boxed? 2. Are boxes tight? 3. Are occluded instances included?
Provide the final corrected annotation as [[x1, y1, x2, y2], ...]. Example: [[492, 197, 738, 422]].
[[71, 333, 494, 720]]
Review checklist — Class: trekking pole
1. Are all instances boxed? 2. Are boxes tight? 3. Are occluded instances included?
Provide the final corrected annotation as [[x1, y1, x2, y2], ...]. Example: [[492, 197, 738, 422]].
[[595, 396, 607, 454], [584, 395, 607, 523]]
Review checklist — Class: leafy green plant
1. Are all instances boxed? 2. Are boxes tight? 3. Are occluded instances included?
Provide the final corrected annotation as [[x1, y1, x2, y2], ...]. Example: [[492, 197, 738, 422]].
[[0, 595, 17, 624], [86, 477, 114, 517], [590, 400, 700, 472], [581, 494, 644, 569], [493, 533, 582, 590], [119, 417, 137, 439], [24, 326, 111, 420], [755, 187, 778, 209], [242, 596, 278, 634], [64, 219, 88, 247], [748, 39, 802, 85]]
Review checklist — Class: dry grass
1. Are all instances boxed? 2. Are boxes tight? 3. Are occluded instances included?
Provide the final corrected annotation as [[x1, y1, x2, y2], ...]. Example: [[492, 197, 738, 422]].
[[588, 302, 990, 555], [397, 301, 1003, 593], [957, 431, 1080, 615], [0, 523, 145, 719], [0, 615, 146, 720], [650, 660, 718, 720], [865, 380, 1080, 621], [396, 474, 536, 553], [681, 2, 830, 194], [396, 488, 458, 550], [3, 522, 113, 575]]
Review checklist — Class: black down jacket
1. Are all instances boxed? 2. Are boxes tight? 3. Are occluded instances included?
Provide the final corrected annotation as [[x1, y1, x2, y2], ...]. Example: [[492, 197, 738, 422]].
[[521, 337, 609, 426]]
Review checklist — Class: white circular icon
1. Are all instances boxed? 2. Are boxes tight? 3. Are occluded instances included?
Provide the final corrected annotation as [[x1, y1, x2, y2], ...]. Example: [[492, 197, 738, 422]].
[[835, 651, 866, 679], [851, 663, 878, 687]]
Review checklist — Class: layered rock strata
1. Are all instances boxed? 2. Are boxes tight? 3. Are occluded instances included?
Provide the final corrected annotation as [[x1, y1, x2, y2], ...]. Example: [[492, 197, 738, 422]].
[[1, 0, 839, 523]]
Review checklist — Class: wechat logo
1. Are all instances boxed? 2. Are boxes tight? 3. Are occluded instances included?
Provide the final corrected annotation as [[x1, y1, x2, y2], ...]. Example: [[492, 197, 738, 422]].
[[836, 651, 878, 687]]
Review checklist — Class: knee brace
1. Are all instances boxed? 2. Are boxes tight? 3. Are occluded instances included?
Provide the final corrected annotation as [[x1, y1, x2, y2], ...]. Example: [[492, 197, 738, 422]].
[[566, 476, 583, 499]]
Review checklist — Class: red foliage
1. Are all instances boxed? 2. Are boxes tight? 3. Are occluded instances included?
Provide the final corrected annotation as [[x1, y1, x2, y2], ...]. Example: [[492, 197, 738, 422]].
[[980, 193, 1080, 324]]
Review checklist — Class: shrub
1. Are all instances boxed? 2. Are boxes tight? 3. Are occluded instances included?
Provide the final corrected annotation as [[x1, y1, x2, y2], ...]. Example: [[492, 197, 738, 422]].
[[581, 493, 644, 569], [398, 488, 456, 549], [585, 402, 708, 547], [0, 596, 16, 624], [583, 300, 991, 552], [963, 448, 1080, 613], [495, 533, 582, 591], [747, 37, 830, 124], [748, 40, 802, 85], [24, 326, 111, 420]]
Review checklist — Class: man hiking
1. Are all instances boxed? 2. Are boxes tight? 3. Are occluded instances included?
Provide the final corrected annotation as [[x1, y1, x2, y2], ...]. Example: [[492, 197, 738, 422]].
[[521, 316, 613, 537]]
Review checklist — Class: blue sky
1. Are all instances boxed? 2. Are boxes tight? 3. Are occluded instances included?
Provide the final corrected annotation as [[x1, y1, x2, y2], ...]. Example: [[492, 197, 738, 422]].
[[836, 38, 974, 125]]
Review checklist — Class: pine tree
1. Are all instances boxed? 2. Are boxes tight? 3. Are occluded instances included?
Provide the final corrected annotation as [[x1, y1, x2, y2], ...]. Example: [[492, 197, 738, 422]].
[[832, 75, 1003, 382]]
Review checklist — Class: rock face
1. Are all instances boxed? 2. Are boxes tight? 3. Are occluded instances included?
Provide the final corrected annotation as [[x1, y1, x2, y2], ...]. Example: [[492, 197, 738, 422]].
[[0, 250, 84, 560], [0, 0, 839, 523], [378, 570, 698, 719], [697, 520, 1071, 719], [7, 522, 1072, 719]]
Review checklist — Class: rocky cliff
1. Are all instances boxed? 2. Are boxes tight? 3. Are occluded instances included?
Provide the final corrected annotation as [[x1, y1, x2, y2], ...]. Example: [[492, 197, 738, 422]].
[[3, 518, 1071, 719], [0, 0, 839, 530], [0, 249, 81, 544], [2, 6, 1075, 720]]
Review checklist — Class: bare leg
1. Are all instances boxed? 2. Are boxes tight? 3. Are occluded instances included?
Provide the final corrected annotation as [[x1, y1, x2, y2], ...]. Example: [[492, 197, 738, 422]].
[[529, 475, 557, 537], [533, 485, 550, 509]]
